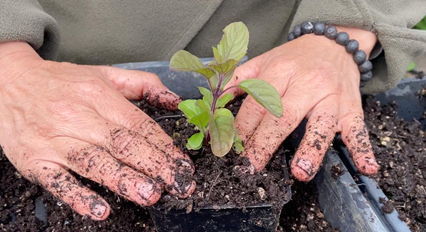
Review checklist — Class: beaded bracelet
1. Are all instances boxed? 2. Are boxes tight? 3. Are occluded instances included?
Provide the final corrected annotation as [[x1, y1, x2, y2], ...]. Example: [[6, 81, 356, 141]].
[[287, 22, 372, 87]]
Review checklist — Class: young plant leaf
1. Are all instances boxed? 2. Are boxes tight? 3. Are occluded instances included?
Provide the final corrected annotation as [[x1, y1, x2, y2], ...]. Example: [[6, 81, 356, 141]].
[[215, 108, 234, 118], [188, 111, 210, 130], [170, 50, 215, 79], [233, 130, 244, 154], [198, 87, 213, 107], [220, 69, 234, 90], [216, 93, 234, 108], [215, 22, 249, 63], [209, 59, 238, 74], [196, 68, 216, 79], [195, 99, 210, 112], [170, 50, 204, 72], [209, 110, 235, 157], [186, 132, 204, 150], [238, 79, 283, 118], [178, 100, 204, 119]]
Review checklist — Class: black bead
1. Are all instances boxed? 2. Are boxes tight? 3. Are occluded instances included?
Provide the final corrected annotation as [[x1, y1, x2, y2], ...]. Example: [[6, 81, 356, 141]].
[[287, 32, 295, 41], [301, 21, 314, 34], [361, 71, 373, 81], [293, 25, 302, 38], [345, 40, 359, 54], [324, 26, 338, 39], [359, 60, 373, 73], [313, 22, 326, 35], [336, 32, 350, 45], [353, 50, 367, 65]]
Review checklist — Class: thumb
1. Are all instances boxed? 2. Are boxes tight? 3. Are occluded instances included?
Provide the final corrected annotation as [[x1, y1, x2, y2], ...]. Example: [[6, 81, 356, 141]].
[[98, 66, 181, 110], [223, 54, 263, 96]]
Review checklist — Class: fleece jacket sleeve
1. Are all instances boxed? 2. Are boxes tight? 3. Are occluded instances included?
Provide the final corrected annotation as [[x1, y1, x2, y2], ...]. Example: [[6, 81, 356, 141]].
[[291, 0, 426, 94], [0, 0, 60, 60]]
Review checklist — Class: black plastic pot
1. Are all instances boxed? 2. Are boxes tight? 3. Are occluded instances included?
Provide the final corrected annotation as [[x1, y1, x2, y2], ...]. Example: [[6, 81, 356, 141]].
[[114, 59, 420, 232], [311, 79, 425, 232], [114, 58, 292, 232]]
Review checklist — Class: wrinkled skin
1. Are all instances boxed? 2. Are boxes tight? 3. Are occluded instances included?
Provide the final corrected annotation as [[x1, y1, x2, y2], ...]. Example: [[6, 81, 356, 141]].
[[227, 27, 379, 181], [0, 42, 195, 220]]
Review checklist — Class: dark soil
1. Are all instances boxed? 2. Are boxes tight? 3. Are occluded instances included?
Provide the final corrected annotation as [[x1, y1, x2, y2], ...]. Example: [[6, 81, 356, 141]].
[[364, 97, 426, 232], [0, 97, 337, 232]]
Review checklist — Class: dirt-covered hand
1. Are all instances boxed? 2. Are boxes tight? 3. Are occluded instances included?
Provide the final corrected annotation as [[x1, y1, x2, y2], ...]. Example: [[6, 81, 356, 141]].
[[0, 42, 196, 220], [227, 27, 379, 182]]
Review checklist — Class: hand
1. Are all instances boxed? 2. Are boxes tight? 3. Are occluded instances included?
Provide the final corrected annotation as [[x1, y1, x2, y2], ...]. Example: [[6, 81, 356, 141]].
[[228, 27, 379, 181], [0, 42, 196, 220]]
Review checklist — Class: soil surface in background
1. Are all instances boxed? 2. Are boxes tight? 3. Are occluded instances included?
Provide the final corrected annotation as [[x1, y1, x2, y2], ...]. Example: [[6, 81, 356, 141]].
[[364, 97, 426, 232], [1, 98, 338, 232]]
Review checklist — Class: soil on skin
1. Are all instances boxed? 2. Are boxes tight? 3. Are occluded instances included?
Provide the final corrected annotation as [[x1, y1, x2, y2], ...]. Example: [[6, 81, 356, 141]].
[[1, 97, 337, 232], [364, 97, 426, 232]]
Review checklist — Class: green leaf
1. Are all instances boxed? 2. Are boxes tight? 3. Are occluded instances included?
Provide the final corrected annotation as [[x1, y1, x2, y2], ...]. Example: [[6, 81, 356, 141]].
[[233, 130, 244, 154], [178, 100, 204, 119], [209, 59, 238, 74], [238, 79, 283, 118], [407, 61, 416, 71], [215, 22, 249, 63], [196, 68, 216, 79], [196, 99, 210, 112], [216, 94, 234, 108], [209, 111, 235, 157], [220, 69, 235, 90], [215, 108, 234, 118], [210, 73, 219, 90], [189, 111, 210, 129], [212, 47, 222, 64], [186, 132, 204, 150], [198, 87, 213, 107], [170, 50, 204, 72]]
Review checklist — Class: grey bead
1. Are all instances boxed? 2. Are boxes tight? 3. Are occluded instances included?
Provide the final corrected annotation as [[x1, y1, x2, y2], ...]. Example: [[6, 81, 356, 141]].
[[314, 22, 326, 35], [287, 32, 295, 41], [360, 81, 367, 88], [361, 71, 373, 81], [359, 60, 373, 73], [345, 40, 359, 54], [336, 32, 350, 45], [353, 50, 367, 65], [324, 26, 338, 39], [293, 25, 302, 38], [301, 21, 314, 34]]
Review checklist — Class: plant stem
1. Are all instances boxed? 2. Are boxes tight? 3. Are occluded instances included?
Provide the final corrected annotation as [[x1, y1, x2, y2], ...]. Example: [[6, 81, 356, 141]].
[[210, 73, 225, 113], [220, 85, 239, 97]]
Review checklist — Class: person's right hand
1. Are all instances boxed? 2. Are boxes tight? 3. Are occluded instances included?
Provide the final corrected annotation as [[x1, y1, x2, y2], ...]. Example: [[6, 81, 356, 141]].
[[0, 42, 196, 220]]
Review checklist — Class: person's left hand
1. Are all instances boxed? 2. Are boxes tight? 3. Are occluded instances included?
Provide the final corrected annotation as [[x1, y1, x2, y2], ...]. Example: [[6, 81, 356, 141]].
[[226, 27, 379, 181]]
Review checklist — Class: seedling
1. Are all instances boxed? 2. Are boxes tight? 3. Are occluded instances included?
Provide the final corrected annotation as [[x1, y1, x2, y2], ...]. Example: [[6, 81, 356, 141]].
[[170, 22, 283, 157]]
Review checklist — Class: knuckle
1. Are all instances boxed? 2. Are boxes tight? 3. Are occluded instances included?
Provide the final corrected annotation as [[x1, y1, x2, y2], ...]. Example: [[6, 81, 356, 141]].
[[281, 106, 300, 126], [109, 128, 139, 158]]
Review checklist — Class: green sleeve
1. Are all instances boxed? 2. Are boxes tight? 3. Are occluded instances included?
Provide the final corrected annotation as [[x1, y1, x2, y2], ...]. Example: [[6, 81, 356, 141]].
[[0, 0, 60, 60], [291, 0, 426, 94]]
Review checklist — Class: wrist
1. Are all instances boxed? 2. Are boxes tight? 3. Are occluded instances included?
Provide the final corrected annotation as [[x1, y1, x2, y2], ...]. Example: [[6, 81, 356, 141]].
[[0, 42, 43, 84], [334, 26, 377, 57]]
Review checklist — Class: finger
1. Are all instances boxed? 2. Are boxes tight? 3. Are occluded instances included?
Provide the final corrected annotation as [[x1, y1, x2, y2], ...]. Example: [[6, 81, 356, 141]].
[[62, 141, 162, 206], [242, 89, 315, 171], [290, 97, 338, 182], [23, 161, 110, 220], [57, 113, 195, 198], [339, 113, 378, 175], [234, 61, 294, 141], [98, 66, 181, 110]]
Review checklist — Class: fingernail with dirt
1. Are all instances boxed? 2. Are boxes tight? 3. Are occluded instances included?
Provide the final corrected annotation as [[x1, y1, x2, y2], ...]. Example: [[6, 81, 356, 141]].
[[90, 200, 107, 219], [172, 159, 196, 197], [293, 159, 316, 181]]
